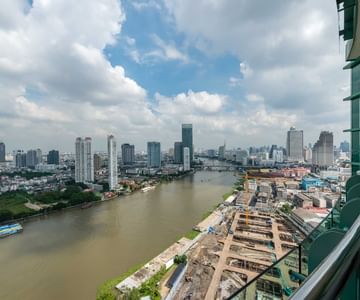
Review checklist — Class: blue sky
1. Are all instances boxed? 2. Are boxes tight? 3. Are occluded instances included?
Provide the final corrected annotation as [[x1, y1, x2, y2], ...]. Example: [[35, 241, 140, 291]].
[[0, 0, 349, 152], [105, 1, 243, 98]]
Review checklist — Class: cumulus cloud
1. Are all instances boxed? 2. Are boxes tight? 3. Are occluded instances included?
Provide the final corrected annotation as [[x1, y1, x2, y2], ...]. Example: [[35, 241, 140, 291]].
[[163, 0, 348, 143]]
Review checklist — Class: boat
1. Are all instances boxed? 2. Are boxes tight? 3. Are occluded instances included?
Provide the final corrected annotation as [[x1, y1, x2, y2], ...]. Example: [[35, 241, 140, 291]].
[[0, 223, 23, 239], [141, 186, 155, 193]]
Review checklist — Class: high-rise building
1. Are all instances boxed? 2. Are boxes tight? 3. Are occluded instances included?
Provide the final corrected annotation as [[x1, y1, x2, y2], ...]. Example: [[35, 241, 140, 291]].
[[340, 140, 350, 153], [47, 150, 60, 165], [183, 147, 190, 171], [147, 142, 161, 168], [15, 150, 26, 168], [182, 124, 193, 165], [272, 149, 284, 163], [174, 142, 183, 164], [26, 150, 38, 167], [312, 131, 334, 167], [0, 142, 5, 162], [286, 127, 304, 161], [75, 137, 94, 183], [94, 154, 102, 171], [218, 143, 226, 160], [108, 135, 118, 190], [121, 143, 135, 165], [304, 146, 312, 162], [269, 145, 277, 159], [36, 148, 43, 164]]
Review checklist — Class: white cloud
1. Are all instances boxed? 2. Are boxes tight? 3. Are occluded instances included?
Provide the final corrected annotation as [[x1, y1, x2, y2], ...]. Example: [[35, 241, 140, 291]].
[[163, 0, 348, 144], [145, 34, 189, 63], [132, 1, 162, 11], [240, 62, 253, 79], [246, 93, 264, 102]]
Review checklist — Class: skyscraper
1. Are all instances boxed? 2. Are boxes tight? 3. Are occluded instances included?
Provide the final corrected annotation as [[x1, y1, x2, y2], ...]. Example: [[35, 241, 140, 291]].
[[183, 147, 190, 171], [94, 154, 102, 171], [36, 148, 43, 164], [147, 142, 161, 168], [174, 142, 183, 164], [286, 127, 304, 161], [121, 143, 135, 165], [312, 131, 334, 167], [0, 142, 5, 162], [26, 150, 38, 167], [108, 135, 118, 190], [218, 143, 226, 160], [15, 150, 26, 168], [47, 150, 59, 165], [182, 124, 193, 165], [75, 137, 94, 183], [340, 140, 350, 153]]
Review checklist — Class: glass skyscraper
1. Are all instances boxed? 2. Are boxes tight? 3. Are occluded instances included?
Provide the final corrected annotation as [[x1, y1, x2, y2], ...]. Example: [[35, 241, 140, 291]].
[[181, 124, 193, 165], [147, 142, 161, 168]]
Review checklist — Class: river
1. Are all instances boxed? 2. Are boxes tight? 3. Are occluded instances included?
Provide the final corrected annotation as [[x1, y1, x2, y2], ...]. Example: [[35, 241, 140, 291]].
[[0, 170, 235, 300]]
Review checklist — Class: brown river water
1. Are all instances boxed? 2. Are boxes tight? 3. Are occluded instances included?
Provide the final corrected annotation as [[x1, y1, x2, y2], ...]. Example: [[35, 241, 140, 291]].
[[0, 171, 235, 300]]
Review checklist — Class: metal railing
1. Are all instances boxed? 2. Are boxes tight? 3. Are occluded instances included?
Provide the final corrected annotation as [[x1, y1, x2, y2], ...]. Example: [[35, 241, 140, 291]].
[[290, 214, 360, 300]]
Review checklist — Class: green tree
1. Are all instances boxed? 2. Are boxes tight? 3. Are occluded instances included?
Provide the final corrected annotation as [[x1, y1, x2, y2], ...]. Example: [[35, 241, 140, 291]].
[[0, 209, 13, 222]]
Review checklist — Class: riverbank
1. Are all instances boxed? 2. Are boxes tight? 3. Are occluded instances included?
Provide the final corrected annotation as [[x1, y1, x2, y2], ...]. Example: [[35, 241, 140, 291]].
[[96, 189, 236, 300]]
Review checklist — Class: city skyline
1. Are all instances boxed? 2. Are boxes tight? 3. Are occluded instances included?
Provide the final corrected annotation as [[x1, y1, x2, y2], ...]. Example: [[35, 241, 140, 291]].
[[0, 0, 349, 152]]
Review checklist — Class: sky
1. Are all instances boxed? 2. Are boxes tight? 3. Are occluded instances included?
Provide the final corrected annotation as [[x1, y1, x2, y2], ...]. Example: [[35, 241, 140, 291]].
[[0, 0, 350, 152]]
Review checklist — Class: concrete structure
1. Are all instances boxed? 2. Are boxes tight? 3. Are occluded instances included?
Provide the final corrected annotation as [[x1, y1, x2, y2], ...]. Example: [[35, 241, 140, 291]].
[[182, 124, 193, 165], [47, 150, 59, 165], [236, 149, 248, 164], [93, 154, 102, 171], [36, 148, 43, 164], [0, 142, 5, 162], [312, 131, 334, 167], [26, 150, 38, 167], [304, 146, 312, 162], [183, 147, 190, 171], [272, 149, 284, 163], [174, 142, 183, 164], [147, 142, 161, 168], [121, 143, 135, 165], [218, 144, 226, 160], [286, 127, 304, 161], [108, 135, 118, 190], [75, 137, 94, 183], [15, 150, 26, 168], [294, 193, 314, 208]]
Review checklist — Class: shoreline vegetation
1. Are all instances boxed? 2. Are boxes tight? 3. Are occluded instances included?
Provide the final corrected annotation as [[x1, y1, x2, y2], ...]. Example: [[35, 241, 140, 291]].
[[96, 188, 235, 300], [0, 171, 196, 225]]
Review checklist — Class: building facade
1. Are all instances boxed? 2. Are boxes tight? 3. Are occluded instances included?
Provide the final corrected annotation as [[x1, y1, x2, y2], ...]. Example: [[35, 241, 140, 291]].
[[182, 124, 193, 165], [94, 154, 102, 171], [286, 127, 304, 161], [121, 143, 135, 165], [218, 144, 226, 160], [0, 142, 5, 162], [75, 137, 94, 183], [107, 135, 118, 190], [312, 131, 334, 167], [26, 150, 38, 167], [183, 147, 190, 171], [15, 150, 26, 168], [147, 142, 161, 168], [47, 150, 60, 165], [340, 140, 350, 153], [174, 141, 183, 164]]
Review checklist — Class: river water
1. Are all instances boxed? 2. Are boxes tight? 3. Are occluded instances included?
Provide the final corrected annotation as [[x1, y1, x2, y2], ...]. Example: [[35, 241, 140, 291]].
[[0, 171, 235, 300]]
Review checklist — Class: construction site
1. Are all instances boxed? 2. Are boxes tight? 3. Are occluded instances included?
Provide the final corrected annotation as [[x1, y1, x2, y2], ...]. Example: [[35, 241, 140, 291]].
[[171, 174, 305, 300]]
